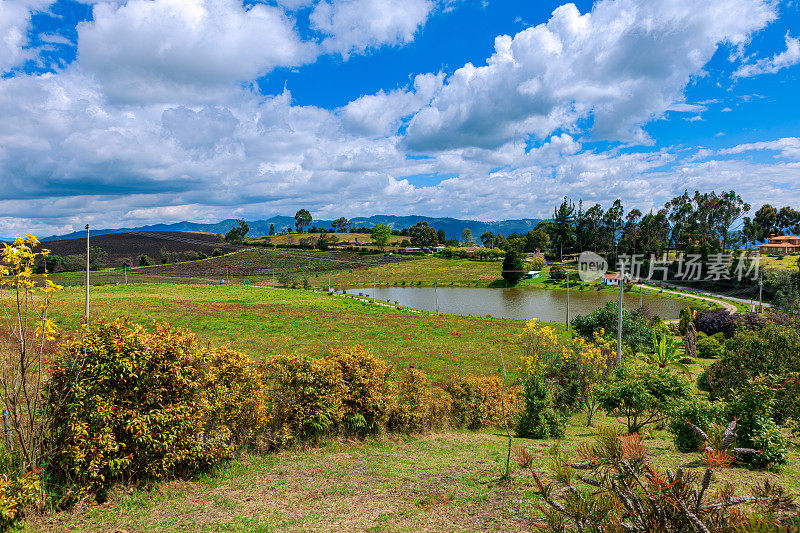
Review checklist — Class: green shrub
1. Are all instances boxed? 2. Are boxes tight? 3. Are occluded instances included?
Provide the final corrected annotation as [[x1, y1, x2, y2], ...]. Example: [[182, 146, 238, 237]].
[[727, 377, 788, 469], [668, 397, 728, 452], [598, 365, 693, 434], [696, 335, 724, 359], [699, 322, 800, 401], [766, 372, 800, 429], [548, 264, 566, 281], [571, 301, 654, 353], [48, 318, 262, 505], [515, 371, 565, 439]]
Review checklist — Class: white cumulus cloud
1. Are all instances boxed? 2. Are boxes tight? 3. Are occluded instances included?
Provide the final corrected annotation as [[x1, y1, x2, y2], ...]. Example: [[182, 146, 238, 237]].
[[0, 0, 53, 72], [310, 0, 435, 57], [733, 31, 800, 77], [403, 0, 776, 151], [76, 0, 316, 104]]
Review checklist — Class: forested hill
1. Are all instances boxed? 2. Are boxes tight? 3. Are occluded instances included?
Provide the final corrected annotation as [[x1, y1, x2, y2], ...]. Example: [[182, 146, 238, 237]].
[[41, 215, 544, 241]]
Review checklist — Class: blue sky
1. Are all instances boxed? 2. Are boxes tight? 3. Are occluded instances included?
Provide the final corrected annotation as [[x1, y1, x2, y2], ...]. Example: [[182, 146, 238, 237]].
[[1, 0, 799, 236]]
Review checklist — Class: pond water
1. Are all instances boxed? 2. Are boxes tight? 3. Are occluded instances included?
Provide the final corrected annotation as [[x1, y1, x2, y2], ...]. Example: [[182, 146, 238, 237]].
[[343, 286, 687, 321]]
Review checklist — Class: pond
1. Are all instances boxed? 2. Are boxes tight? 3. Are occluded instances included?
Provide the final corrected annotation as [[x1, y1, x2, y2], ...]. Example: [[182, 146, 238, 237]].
[[343, 286, 687, 322]]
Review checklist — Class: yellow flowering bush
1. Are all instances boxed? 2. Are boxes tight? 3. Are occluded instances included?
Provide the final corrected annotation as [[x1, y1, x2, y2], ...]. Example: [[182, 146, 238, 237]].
[[517, 320, 616, 426], [569, 330, 616, 426], [518, 319, 563, 374]]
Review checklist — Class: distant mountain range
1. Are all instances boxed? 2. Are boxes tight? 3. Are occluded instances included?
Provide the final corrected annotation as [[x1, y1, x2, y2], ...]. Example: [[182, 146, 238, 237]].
[[41, 215, 545, 242]]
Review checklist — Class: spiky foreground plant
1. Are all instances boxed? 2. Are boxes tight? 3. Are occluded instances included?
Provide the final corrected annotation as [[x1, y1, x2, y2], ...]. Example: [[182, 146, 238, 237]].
[[530, 427, 795, 532]]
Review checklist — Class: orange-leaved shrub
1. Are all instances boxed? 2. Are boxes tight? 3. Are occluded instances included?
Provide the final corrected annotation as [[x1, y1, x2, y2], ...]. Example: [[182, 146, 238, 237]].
[[262, 348, 517, 441], [327, 346, 394, 434], [443, 374, 520, 430], [47, 318, 266, 505], [387, 368, 435, 432], [260, 352, 346, 446]]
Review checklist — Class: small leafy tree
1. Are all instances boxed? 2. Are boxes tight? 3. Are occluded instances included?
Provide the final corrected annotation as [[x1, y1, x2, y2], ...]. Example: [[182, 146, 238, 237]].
[[224, 219, 249, 243], [460, 228, 474, 247], [598, 365, 693, 433], [88, 246, 107, 270], [0, 235, 63, 474], [371, 224, 391, 251], [294, 209, 312, 233], [331, 217, 350, 233], [502, 249, 524, 284]]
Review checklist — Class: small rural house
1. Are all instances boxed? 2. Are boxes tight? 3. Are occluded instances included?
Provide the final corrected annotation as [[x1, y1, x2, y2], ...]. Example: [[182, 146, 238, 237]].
[[602, 273, 621, 286]]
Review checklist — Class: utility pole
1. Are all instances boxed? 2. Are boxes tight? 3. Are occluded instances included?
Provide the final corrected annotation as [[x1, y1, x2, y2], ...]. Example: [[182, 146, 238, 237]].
[[124, 264, 128, 285], [617, 263, 624, 365], [435, 279, 439, 315], [85, 224, 90, 319], [758, 272, 763, 313]]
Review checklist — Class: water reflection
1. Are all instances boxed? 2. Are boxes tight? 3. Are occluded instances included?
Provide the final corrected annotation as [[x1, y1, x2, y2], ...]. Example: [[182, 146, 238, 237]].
[[347, 286, 686, 321]]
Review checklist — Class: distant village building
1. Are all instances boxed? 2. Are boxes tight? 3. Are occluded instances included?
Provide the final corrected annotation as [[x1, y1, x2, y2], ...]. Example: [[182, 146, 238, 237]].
[[602, 273, 621, 286], [523, 271, 540, 280], [758, 235, 800, 255]]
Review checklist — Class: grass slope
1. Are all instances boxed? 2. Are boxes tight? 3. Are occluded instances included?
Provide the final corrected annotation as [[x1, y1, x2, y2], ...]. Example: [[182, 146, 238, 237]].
[[31, 414, 800, 532], [51, 284, 533, 378]]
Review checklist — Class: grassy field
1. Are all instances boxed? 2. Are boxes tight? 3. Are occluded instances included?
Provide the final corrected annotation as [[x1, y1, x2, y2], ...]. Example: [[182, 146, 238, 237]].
[[30, 411, 800, 532], [27, 282, 799, 532], [760, 253, 800, 273], [50, 283, 536, 378], [44, 248, 728, 316]]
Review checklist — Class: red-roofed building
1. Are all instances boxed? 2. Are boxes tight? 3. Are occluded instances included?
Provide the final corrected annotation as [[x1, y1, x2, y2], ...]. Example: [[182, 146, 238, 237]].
[[758, 235, 800, 255]]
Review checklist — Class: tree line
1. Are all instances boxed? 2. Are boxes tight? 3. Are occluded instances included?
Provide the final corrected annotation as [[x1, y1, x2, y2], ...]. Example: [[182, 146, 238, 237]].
[[234, 193, 798, 260]]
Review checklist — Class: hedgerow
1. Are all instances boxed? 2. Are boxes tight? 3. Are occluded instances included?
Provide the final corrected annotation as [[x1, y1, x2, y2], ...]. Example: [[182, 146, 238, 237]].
[[48, 318, 264, 505]]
